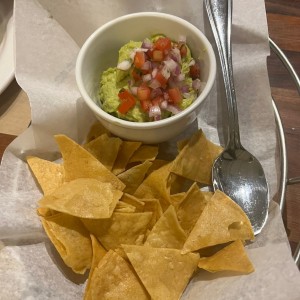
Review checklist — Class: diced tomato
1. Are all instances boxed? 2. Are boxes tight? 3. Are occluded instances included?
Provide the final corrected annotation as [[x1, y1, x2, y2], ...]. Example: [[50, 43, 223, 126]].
[[180, 44, 187, 57], [137, 85, 151, 101], [118, 89, 136, 114], [167, 87, 182, 103], [134, 51, 146, 69], [131, 68, 142, 81], [140, 100, 152, 112], [152, 96, 164, 106], [154, 37, 172, 52], [189, 63, 201, 79], [155, 71, 168, 86], [152, 50, 164, 62]]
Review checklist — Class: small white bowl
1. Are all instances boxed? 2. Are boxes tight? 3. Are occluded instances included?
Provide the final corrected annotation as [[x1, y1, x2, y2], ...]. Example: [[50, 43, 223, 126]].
[[76, 12, 216, 144]]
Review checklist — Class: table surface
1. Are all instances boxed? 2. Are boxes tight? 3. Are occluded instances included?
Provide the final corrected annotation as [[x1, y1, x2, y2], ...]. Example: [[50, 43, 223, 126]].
[[0, 0, 299, 255]]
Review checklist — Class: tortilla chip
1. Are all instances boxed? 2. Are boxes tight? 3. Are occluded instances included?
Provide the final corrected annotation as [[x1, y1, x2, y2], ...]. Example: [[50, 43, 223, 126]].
[[87, 250, 149, 300], [145, 206, 187, 249], [141, 198, 163, 228], [182, 190, 254, 253], [120, 193, 145, 211], [198, 240, 254, 273], [81, 212, 153, 250], [112, 141, 142, 175], [84, 134, 122, 170], [169, 192, 186, 209], [40, 213, 92, 274], [117, 160, 152, 194], [177, 182, 209, 234], [86, 121, 110, 142], [84, 235, 107, 300], [123, 245, 199, 300], [39, 178, 122, 219], [114, 201, 136, 213], [27, 156, 64, 195], [129, 145, 158, 163], [54, 134, 125, 191], [145, 159, 169, 176], [134, 162, 172, 211], [170, 130, 223, 185]]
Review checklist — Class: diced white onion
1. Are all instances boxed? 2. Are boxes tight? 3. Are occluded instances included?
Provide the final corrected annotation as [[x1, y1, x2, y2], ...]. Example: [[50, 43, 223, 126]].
[[117, 60, 132, 71], [160, 100, 168, 109], [130, 86, 138, 95], [188, 59, 195, 66], [164, 59, 178, 73], [151, 67, 158, 78], [161, 65, 171, 80], [166, 104, 181, 115], [149, 79, 161, 89], [192, 79, 202, 91], [142, 74, 152, 82], [149, 105, 161, 118], [176, 73, 185, 81]]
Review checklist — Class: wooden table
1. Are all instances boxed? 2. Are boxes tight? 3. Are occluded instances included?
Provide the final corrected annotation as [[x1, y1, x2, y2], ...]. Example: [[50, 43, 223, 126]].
[[0, 1, 299, 255]]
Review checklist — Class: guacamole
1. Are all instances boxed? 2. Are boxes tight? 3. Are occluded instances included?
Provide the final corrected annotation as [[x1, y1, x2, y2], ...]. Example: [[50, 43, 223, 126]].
[[99, 35, 202, 122]]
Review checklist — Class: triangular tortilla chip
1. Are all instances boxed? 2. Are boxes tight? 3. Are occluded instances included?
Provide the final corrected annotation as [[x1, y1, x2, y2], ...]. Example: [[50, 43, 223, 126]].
[[86, 121, 111, 142], [134, 162, 172, 211], [141, 198, 163, 228], [170, 130, 223, 185], [114, 201, 136, 213], [112, 141, 142, 175], [87, 250, 149, 300], [123, 245, 199, 300], [129, 145, 158, 163], [117, 160, 152, 194], [198, 240, 254, 273], [40, 213, 92, 274], [120, 193, 145, 211], [145, 206, 187, 249], [84, 235, 107, 300], [177, 182, 209, 234], [182, 190, 254, 253], [27, 156, 64, 195], [39, 178, 122, 219], [54, 134, 125, 191], [84, 134, 122, 170], [81, 212, 153, 250]]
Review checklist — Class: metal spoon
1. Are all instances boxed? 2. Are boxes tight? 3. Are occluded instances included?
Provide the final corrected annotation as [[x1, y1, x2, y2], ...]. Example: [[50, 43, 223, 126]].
[[205, 0, 269, 234]]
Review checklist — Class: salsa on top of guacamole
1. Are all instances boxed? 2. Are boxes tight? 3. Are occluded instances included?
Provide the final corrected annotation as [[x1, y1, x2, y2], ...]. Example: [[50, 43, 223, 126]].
[[99, 35, 202, 122]]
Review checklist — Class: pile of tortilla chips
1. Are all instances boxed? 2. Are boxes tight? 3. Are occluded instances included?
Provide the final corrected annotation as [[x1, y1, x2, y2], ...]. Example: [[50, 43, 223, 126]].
[[27, 122, 255, 300]]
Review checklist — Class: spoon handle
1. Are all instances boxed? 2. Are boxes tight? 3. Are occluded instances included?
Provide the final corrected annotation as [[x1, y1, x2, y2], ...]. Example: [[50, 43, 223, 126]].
[[205, 0, 241, 149]]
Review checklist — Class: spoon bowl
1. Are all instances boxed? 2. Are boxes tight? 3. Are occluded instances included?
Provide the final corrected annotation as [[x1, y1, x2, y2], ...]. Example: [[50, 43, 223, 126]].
[[205, 0, 269, 234], [213, 147, 269, 234]]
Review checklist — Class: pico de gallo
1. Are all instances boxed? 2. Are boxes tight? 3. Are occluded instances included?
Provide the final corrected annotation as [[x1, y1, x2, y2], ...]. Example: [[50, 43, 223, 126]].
[[99, 35, 203, 122]]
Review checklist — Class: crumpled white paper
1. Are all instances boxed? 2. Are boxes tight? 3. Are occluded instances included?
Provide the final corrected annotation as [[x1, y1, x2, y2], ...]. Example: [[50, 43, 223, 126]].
[[0, 0, 299, 299]]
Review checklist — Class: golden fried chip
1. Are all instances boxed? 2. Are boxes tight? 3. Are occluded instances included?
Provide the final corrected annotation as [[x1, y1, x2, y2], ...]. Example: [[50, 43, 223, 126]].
[[54, 134, 125, 191], [142, 198, 163, 228], [27, 156, 64, 195], [182, 190, 254, 253], [145, 159, 169, 176], [117, 160, 152, 194], [84, 235, 107, 300], [198, 240, 254, 273], [86, 121, 110, 142], [121, 194, 162, 228], [169, 192, 186, 209], [39, 178, 122, 219], [112, 141, 142, 175], [145, 206, 187, 249], [120, 193, 145, 211], [114, 201, 136, 213], [40, 213, 92, 274], [177, 183, 209, 234], [129, 145, 158, 163], [123, 245, 199, 300], [84, 134, 122, 170], [170, 130, 223, 185], [86, 250, 149, 300], [134, 162, 172, 211], [81, 212, 153, 250]]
